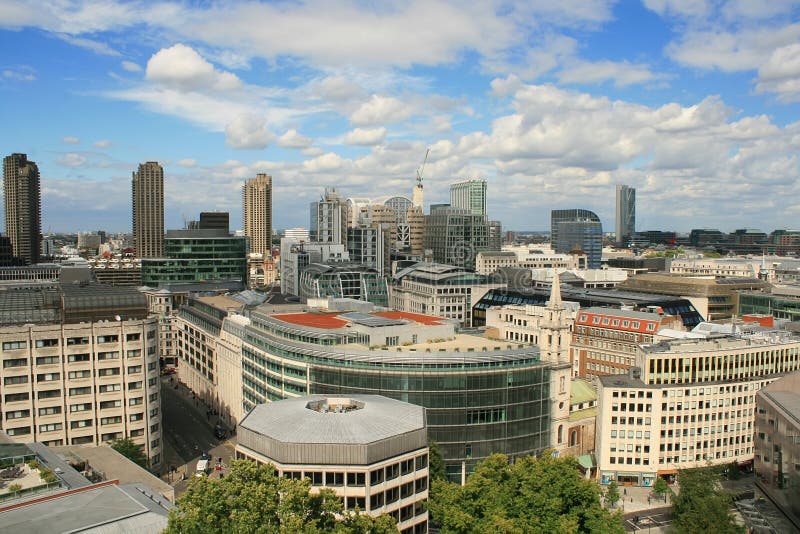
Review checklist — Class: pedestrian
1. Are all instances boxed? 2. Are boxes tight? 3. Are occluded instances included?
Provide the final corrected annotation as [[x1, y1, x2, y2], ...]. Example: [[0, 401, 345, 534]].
[[648, 496, 651, 505], [623, 488, 627, 496], [631, 497, 633, 503]]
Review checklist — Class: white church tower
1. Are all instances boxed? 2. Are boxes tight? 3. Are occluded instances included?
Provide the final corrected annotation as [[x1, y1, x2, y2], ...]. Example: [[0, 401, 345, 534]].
[[539, 270, 573, 453]]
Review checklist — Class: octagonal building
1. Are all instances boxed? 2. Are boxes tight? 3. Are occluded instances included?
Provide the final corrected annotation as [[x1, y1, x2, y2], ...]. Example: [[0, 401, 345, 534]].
[[235, 395, 428, 534]]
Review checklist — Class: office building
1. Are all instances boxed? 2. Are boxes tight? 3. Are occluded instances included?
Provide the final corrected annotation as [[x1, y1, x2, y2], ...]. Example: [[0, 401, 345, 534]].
[[198, 211, 230, 231], [310, 188, 345, 244], [615, 185, 635, 247], [0, 284, 163, 467], [284, 227, 310, 242], [550, 209, 603, 269], [243, 174, 273, 256], [450, 179, 487, 216], [279, 238, 349, 296], [739, 285, 800, 322], [595, 332, 800, 487], [140, 226, 247, 288], [424, 205, 490, 270], [754, 372, 800, 529], [299, 263, 389, 306], [391, 262, 505, 326], [132, 162, 164, 258], [236, 395, 429, 533], [3, 153, 41, 265]]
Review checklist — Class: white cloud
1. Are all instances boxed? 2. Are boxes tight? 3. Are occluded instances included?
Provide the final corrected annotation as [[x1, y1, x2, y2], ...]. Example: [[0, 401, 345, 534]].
[[277, 129, 313, 149], [177, 158, 197, 167], [756, 43, 800, 102], [2, 65, 36, 81], [557, 59, 661, 87], [225, 115, 274, 149], [302, 152, 346, 173], [145, 44, 242, 92], [93, 140, 112, 148], [344, 127, 387, 146], [121, 60, 141, 72], [62, 136, 80, 145], [56, 33, 119, 56], [351, 95, 411, 126], [302, 147, 324, 157], [57, 153, 87, 167]]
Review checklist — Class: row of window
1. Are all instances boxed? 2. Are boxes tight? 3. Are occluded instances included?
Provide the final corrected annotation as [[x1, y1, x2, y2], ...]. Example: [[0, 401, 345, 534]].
[[2, 333, 146, 352]]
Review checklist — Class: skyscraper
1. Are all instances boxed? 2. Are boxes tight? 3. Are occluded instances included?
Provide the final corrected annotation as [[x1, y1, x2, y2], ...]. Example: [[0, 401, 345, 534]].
[[243, 173, 273, 255], [310, 188, 345, 244], [615, 184, 635, 247], [450, 179, 487, 216], [550, 209, 603, 269], [3, 153, 41, 265], [131, 161, 164, 258]]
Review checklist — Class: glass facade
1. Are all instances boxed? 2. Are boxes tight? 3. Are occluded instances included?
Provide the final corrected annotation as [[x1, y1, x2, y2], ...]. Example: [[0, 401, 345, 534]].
[[141, 235, 247, 287], [240, 310, 553, 481], [739, 292, 800, 321]]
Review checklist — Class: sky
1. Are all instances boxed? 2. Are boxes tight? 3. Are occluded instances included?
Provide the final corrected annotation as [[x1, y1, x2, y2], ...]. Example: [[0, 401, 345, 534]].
[[1, 0, 799, 234]]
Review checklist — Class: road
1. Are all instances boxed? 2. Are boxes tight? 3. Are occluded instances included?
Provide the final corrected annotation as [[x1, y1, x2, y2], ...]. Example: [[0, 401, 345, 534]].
[[160, 376, 236, 496], [623, 506, 673, 532]]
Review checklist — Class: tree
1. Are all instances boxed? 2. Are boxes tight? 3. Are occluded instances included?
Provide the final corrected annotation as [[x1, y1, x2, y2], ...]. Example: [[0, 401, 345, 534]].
[[604, 481, 620, 509], [428, 453, 624, 534], [429, 440, 446, 481], [110, 438, 148, 468], [651, 477, 670, 502], [672, 467, 744, 534], [166, 459, 397, 533]]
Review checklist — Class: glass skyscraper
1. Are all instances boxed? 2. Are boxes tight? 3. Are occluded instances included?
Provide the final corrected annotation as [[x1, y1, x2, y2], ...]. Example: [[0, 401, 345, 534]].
[[550, 209, 603, 268], [615, 184, 636, 247]]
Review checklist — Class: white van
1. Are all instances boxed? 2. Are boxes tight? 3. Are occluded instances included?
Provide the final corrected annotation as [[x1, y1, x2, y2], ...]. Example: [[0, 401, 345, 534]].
[[195, 459, 209, 477]]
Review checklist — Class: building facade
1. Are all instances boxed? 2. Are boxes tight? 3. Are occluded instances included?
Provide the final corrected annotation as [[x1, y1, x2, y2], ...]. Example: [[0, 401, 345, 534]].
[[449, 179, 487, 216], [596, 333, 800, 487], [0, 285, 163, 468], [424, 205, 490, 270], [550, 209, 603, 269], [132, 162, 164, 259], [236, 395, 429, 534], [243, 174, 273, 256], [310, 188, 346, 244], [3, 153, 41, 265], [615, 185, 635, 248], [754, 372, 800, 529]]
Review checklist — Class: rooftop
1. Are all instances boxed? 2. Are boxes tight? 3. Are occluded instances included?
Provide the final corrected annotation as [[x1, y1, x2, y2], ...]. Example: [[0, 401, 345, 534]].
[[239, 395, 426, 446]]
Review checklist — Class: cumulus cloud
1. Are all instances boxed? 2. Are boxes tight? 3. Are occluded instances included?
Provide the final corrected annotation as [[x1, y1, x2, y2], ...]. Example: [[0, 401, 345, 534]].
[[225, 115, 274, 149], [145, 44, 242, 92], [62, 136, 80, 145], [344, 127, 387, 146], [93, 139, 112, 148], [56, 153, 87, 167], [755, 43, 800, 102], [177, 158, 197, 167], [350, 95, 411, 126], [302, 152, 346, 173], [277, 129, 313, 149], [557, 59, 661, 87]]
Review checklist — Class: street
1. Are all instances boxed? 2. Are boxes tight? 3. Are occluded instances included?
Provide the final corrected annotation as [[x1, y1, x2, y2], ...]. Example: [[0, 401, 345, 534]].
[[160, 376, 236, 496]]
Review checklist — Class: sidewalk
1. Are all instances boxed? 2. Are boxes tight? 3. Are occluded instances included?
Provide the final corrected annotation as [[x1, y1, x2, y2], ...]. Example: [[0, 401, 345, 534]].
[[603, 483, 674, 514]]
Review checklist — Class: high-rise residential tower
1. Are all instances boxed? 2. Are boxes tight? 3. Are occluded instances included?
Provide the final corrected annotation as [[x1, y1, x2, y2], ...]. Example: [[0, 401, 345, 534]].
[[243, 173, 273, 255], [131, 161, 164, 258], [3, 153, 41, 265], [450, 179, 487, 216], [615, 184, 635, 247]]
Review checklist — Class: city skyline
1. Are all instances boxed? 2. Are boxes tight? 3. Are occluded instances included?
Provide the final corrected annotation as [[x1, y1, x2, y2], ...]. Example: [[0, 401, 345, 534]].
[[1, 2, 800, 233]]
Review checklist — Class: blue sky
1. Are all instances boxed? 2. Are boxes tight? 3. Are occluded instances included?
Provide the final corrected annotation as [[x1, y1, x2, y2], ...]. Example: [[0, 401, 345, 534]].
[[1, 0, 799, 234]]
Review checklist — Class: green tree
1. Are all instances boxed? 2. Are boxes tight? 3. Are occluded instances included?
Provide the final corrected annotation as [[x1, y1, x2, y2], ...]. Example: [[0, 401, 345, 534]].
[[429, 440, 446, 481], [428, 453, 624, 534], [651, 477, 670, 502], [604, 481, 620, 509], [110, 437, 148, 468], [166, 459, 396, 533], [672, 467, 744, 534]]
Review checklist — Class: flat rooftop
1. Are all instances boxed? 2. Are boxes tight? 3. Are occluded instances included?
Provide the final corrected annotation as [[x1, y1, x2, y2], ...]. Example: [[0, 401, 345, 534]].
[[270, 310, 445, 330]]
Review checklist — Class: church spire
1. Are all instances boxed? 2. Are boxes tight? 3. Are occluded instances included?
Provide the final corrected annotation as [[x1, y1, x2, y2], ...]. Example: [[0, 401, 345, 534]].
[[548, 269, 562, 309]]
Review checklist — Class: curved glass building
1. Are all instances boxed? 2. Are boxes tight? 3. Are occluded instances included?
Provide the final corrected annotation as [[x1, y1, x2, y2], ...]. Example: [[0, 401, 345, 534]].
[[241, 304, 554, 480]]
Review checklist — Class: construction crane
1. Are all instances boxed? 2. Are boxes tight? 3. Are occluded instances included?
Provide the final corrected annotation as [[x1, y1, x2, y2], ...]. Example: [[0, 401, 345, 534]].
[[416, 148, 429, 186]]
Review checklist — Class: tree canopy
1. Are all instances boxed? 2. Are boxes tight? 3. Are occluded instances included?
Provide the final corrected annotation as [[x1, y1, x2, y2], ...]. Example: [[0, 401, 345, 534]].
[[672, 467, 744, 534], [165, 459, 397, 534], [427, 453, 624, 534], [110, 437, 148, 468]]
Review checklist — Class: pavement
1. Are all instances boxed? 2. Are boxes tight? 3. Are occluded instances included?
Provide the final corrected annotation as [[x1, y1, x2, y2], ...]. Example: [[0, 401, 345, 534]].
[[159, 375, 237, 497], [602, 483, 673, 514]]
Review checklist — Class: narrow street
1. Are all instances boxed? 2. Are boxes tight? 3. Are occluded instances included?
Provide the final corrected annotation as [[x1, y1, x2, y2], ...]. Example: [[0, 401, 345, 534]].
[[160, 375, 236, 496]]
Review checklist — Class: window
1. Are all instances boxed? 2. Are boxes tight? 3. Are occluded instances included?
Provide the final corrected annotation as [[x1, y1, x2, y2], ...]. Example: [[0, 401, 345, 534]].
[[126, 349, 141, 358], [129, 397, 143, 406], [39, 423, 62, 432], [97, 368, 121, 377], [38, 406, 61, 416], [126, 333, 141, 342], [101, 416, 122, 425], [130, 413, 144, 422], [346, 472, 366, 486], [385, 463, 399, 481], [97, 352, 119, 360], [5, 392, 29, 402], [69, 386, 92, 396], [3, 358, 27, 368], [6, 426, 31, 436], [99, 400, 122, 409], [3, 340, 27, 350], [37, 389, 61, 400], [128, 365, 142, 374], [35, 339, 59, 348], [36, 372, 60, 382], [326, 472, 344, 486], [36, 355, 60, 365], [130, 429, 144, 437], [128, 381, 142, 390], [102, 432, 124, 442], [96, 335, 119, 344], [70, 403, 92, 412], [6, 409, 30, 420], [70, 419, 93, 429], [68, 370, 91, 379], [67, 337, 89, 346], [415, 454, 428, 470], [98, 384, 121, 393], [71, 436, 94, 445], [4, 375, 28, 385], [68, 353, 90, 362], [370, 468, 384, 485]]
